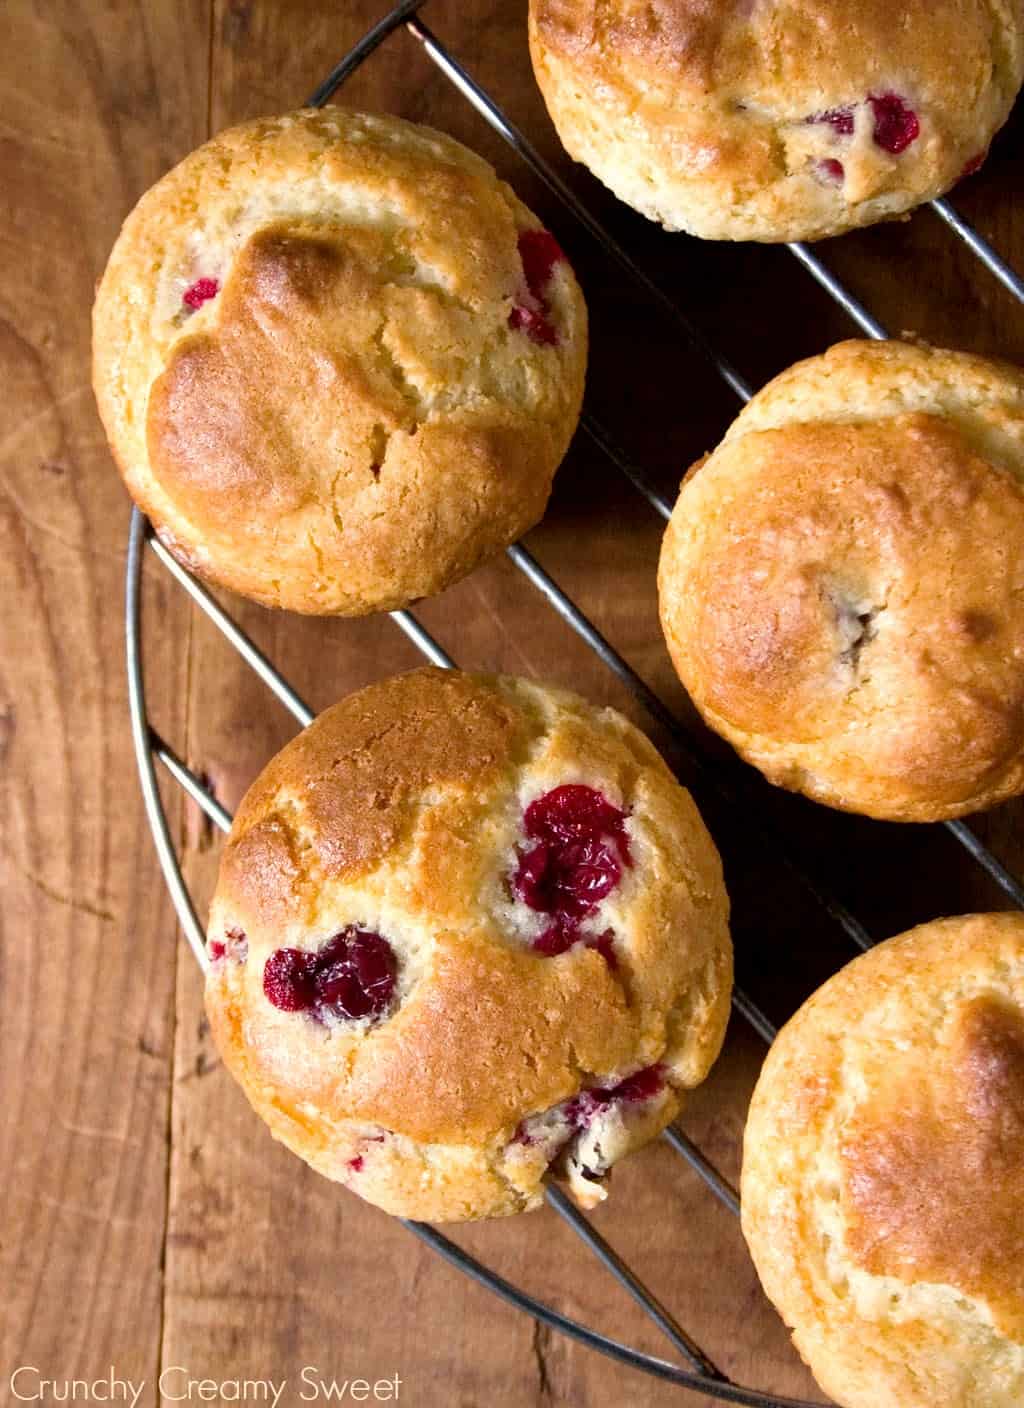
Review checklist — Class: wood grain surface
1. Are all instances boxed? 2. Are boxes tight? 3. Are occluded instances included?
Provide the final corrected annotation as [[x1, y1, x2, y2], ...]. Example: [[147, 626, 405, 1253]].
[[2, 2, 1023, 1406]]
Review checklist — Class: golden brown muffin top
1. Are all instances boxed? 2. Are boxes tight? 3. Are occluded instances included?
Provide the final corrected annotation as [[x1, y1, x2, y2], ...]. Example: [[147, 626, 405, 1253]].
[[206, 670, 732, 1157], [742, 913, 1024, 1408], [842, 992, 1024, 1339], [93, 108, 587, 614], [530, 0, 1024, 239], [659, 339, 1024, 820]]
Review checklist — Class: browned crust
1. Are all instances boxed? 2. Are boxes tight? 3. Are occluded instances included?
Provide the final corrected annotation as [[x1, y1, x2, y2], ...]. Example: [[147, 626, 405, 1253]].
[[205, 668, 733, 1220], [93, 108, 587, 613], [742, 913, 1024, 1408], [529, 0, 1024, 241], [659, 339, 1024, 821]]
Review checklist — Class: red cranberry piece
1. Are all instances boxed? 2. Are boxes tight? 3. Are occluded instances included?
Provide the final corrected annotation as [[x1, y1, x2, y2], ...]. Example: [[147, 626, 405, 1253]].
[[868, 93, 919, 154], [314, 929, 397, 1021], [584, 930, 618, 970], [610, 1064, 664, 1103], [564, 1088, 611, 1130], [516, 834, 622, 920], [524, 785, 631, 854], [508, 303, 558, 346], [514, 785, 631, 960], [567, 1065, 664, 1129], [263, 947, 319, 1011], [517, 229, 564, 301], [509, 229, 564, 346], [818, 158, 845, 184], [809, 105, 855, 136], [961, 150, 987, 178], [532, 922, 576, 957], [263, 928, 397, 1023], [183, 276, 219, 310], [209, 927, 249, 964], [347, 1155, 364, 1173]]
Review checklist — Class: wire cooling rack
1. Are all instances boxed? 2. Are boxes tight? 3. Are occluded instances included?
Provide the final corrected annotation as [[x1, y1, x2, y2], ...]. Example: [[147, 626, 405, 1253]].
[[124, 3, 1024, 1402]]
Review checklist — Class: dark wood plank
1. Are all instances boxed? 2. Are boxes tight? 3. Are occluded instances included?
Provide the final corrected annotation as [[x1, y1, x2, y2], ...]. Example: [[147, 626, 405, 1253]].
[[0, 0, 209, 1391]]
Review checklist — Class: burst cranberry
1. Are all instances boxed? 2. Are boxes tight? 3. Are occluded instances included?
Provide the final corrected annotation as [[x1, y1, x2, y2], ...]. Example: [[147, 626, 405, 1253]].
[[512, 786, 630, 961], [518, 229, 564, 300], [347, 1155, 364, 1173], [532, 922, 576, 957], [568, 1065, 665, 1128], [508, 229, 564, 346], [508, 303, 558, 345], [810, 105, 855, 136], [516, 833, 622, 919], [818, 158, 845, 184], [584, 930, 618, 970], [569, 1066, 664, 1130], [313, 930, 397, 1020], [808, 95, 919, 155], [961, 150, 987, 178], [263, 927, 397, 1023], [868, 93, 919, 154], [183, 276, 219, 310], [512, 1064, 663, 1150], [612, 1064, 665, 1103]]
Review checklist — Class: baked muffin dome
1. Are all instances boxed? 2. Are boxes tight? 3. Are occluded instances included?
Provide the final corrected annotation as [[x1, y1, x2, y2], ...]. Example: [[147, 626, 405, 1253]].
[[658, 339, 1024, 822], [92, 108, 587, 614], [528, 0, 1024, 242], [204, 668, 732, 1222], [741, 913, 1024, 1408]]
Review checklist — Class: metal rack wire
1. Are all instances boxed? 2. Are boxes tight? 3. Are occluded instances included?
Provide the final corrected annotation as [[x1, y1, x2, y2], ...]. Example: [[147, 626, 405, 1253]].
[[125, 4, 1024, 1401]]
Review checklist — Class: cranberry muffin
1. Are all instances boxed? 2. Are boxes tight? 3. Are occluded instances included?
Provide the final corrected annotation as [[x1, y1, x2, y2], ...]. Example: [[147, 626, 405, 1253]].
[[205, 668, 732, 1221], [659, 339, 1024, 821], [529, 0, 1024, 242], [742, 913, 1024, 1408], [92, 108, 587, 614]]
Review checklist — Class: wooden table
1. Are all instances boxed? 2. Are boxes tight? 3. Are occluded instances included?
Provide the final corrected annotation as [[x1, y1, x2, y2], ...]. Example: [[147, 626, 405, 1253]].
[[4, 3, 1023, 1405]]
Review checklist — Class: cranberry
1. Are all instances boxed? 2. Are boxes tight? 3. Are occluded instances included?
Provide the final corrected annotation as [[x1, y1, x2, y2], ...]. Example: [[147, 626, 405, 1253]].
[[183, 276, 219, 311], [612, 1064, 665, 1103], [961, 150, 987, 179], [808, 94, 919, 155], [584, 930, 618, 970], [810, 105, 855, 137], [516, 833, 622, 920], [508, 303, 558, 345], [508, 229, 563, 346], [524, 784, 631, 856], [263, 946, 319, 1011], [511, 785, 631, 961], [263, 928, 397, 1023], [532, 922, 576, 957], [868, 93, 919, 154], [513, 1064, 665, 1148], [347, 1155, 364, 1173], [518, 230, 564, 301], [818, 158, 845, 184], [568, 1066, 665, 1129], [209, 927, 248, 964]]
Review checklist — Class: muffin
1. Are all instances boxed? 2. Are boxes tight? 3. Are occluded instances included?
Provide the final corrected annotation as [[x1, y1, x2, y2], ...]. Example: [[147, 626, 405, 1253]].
[[204, 668, 732, 1222], [92, 108, 587, 614], [658, 339, 1024, 822], [741, 913, 1024, 1408], [528, 0, 1024, 242]]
